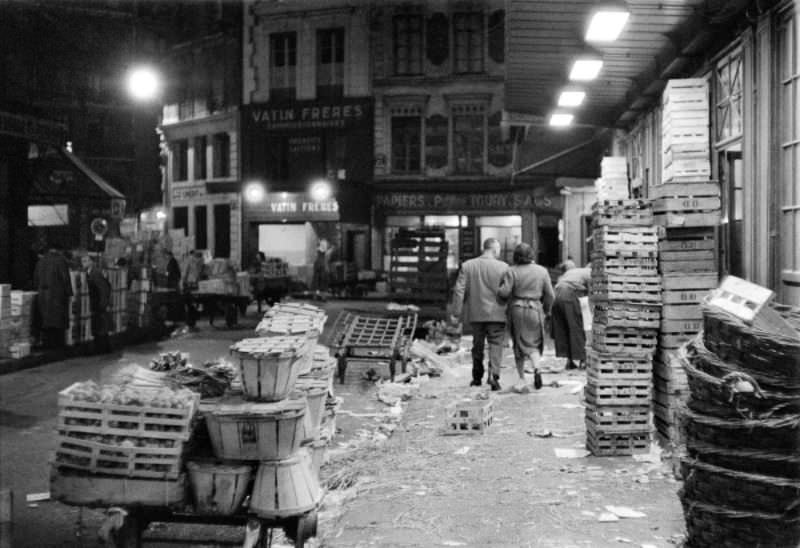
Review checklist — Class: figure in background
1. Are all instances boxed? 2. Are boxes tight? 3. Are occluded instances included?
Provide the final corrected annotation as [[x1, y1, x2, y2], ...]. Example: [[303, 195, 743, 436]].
[[81, 253, 112, 354], [312, 238, 334, 296], [182, 251, 207, 329], [164, 249, 181, 290], [498, 243, 554, 391], [450, 238, 509, 391], [33, 242, 73, 349], [551, 262, 591, 370]]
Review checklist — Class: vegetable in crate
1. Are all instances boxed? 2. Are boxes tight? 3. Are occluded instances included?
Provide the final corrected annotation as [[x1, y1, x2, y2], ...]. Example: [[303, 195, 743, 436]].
[[150, 351, 189, 372], [64, 381, 196, 409]]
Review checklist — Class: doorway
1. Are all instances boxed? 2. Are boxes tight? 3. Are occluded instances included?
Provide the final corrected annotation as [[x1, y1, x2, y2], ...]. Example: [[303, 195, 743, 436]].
[[719, 148, 743, 277]]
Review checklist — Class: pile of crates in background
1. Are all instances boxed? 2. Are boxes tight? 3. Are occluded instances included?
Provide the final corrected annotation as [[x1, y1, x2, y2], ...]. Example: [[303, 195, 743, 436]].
[[67, 271, 92, 346], [0, 285, 36, 359], [261, 257, 289, 278], [389, 228, 449, 304], [103, 267, 128, 335], [662, 79, 710, 184], [586, 197, 660, 456], [595, 156, 630, 201], [651, 181, 721, 445], [127, 269, 153, 328]]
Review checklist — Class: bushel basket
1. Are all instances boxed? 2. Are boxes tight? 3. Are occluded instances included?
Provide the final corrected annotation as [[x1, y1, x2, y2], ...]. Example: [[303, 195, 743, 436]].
[[231, 336, 309, 402], [187, 461, 253, 516]]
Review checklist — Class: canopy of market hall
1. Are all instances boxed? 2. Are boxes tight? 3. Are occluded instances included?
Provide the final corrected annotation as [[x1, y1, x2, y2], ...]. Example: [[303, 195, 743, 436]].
[[504, 0, 756, 143]]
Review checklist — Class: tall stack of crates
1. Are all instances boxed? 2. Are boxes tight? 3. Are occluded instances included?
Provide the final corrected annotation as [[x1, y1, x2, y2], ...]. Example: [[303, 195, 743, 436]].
[[127, 268, 152, 328], [67, 271, 92, 346], [103, 267, 128, 335], [662, 79, 710, 184], [653, 77, 720, 445], [595, 156, 630, 201], [586, 198, 660, 456]]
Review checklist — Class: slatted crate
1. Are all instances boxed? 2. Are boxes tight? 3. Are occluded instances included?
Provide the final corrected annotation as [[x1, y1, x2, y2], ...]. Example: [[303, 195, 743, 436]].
[[662, 304, 703, 322], [593, 226, 658, 256], [389, 228, 449, 304], [591, 200, 654, 227], [591, 302, 661, 329], [586, 349, 653, 379], [585, 405, 651, 433], [444, 399, 493, 435], [661, 275, 717, 305], [591, 255, 658, 276], [653, 353, 689, 391], [586, 429, 651, 456], [54, 434, 184, 479], [590, 275, 662, 302], [591, 326, 658, 353], [585, 377, 652, 406]]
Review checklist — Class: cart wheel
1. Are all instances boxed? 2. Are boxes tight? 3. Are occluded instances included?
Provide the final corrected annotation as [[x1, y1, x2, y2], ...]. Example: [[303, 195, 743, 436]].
[[282, 510, 318, 547], [111, 511, 142, 548]]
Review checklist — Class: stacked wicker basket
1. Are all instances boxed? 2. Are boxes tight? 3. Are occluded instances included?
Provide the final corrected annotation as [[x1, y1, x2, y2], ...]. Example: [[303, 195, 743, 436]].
[[193, 302, 329, 520], [586, 198, 660, 456], [677, 302, 800, 547]]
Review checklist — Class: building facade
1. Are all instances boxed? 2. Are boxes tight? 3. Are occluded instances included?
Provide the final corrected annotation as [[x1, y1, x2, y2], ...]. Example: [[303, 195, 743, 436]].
[[369, 1, 565, 270], [241, 0, 373, 279], [160, 7, 243, 267], [620, 0, 800, 305]]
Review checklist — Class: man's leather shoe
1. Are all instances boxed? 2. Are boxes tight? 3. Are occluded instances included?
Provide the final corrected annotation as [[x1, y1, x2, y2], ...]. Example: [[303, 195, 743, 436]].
[[488, 377, 501, 391], [470, 380, 481, 387]]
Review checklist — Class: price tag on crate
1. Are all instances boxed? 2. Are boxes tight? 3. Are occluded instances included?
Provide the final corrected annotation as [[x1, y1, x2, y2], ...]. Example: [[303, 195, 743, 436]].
[[706, 276, 772, 323]]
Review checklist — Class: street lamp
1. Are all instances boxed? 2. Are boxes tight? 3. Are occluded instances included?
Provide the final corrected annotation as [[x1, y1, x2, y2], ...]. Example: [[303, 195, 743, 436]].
[[244, 182, 266, 204], [309, 179, 332, 201], [126, 65, 161, 102]]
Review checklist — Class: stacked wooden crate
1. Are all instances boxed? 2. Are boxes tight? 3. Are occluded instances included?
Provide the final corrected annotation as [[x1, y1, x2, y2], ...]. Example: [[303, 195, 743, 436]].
[[586, 199, 660, 456], [0, 286, 36, 359], [103, 267, 128, 335], [66, 271, 92, 346], [662, 79, 710, 184], [389, 228, 449, 303], [127, 269, 152, 328], [652, 183, 720, 444], [654, 77, 719, 445]]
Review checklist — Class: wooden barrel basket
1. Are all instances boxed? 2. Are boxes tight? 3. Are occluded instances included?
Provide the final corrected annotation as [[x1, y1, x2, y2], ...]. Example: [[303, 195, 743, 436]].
[[205, 396, 306, 461], [250, 452, 322, 519], [231, 336, 309, 401], [301, 438, 327, 476], [187, 461, 253, 515], [293, 378, 328, 441]]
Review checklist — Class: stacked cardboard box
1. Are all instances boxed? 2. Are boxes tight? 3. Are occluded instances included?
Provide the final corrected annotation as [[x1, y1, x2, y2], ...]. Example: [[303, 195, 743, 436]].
[[586, 200, 660, 456], [662, 79, 710, 184], [651, 183, 720, 444], [595, 156, 630, 201]]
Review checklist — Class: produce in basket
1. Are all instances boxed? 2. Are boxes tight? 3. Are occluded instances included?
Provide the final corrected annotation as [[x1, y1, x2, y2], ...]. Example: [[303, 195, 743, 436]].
[[64, 380, 196, 409]]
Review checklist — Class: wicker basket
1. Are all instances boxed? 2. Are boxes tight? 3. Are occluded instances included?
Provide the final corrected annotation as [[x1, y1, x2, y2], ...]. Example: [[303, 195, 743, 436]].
[[686, 438, 800, 480], [683, 408, 800, 455], [680, 458, 800, 516], [204, 396, 306, 461], [187, 461, 253, 515], [702, 302, 800, 387], [680, 493, 800, 548]]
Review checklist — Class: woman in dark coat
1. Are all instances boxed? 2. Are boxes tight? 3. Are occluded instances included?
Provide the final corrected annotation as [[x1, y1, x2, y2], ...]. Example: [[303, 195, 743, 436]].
[[82, 253, 112, 354], [497, 243, 554, 391], [33, 244, 73, 348], [552, 262, 591, 369]]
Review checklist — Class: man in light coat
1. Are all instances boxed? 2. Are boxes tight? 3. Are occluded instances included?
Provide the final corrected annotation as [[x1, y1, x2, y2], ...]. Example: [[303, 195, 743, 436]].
[[450, 238, 509, 390]]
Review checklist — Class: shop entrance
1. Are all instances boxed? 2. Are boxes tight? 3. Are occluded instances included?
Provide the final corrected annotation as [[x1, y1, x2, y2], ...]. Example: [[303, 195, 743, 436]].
[[257, 223, 310, 266]]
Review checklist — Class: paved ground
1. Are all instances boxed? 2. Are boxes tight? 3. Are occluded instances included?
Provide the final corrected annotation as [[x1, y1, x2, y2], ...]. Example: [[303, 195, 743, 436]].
[[0, 300, 687, 547]]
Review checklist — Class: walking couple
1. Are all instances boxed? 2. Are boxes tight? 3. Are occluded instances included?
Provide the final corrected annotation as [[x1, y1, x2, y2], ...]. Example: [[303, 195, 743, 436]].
[[450, 238, 553, 392]]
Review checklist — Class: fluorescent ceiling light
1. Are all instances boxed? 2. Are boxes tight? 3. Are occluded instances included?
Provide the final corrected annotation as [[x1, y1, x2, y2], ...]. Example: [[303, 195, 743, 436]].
[[558, 90, 586, 107], [569, 59, 603, 81], [549, 113, 574, 127], [586, 10, 630, 42]]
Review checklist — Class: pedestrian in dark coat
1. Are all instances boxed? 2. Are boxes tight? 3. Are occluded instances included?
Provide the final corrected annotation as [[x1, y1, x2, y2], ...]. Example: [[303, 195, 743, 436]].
[[497, 243, 554, 391], [81, 253, 112, 354], [33, 245, 73, 348], [450, 238, 509, 390], [551, 263, 591, 369]]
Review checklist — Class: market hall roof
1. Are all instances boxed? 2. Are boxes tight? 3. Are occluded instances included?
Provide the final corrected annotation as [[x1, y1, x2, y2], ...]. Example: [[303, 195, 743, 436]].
[[505, 0, 758, 129]]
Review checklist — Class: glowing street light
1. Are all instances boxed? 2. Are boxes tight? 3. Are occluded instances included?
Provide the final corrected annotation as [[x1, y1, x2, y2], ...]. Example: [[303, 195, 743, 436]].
[[127, 65, 161, 102], [244, 182, 266, 204], [309, 179, 332, 201]]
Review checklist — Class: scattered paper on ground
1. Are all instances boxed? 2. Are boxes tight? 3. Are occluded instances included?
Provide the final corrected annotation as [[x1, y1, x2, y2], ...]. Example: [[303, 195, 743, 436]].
[[605, 506, 647, 519], [555, 448, 590, 459]]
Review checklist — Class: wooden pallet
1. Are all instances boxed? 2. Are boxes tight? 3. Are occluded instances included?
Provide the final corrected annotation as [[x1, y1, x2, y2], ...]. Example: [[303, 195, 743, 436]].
[[585, 378, 652, 406], [585, 405, 651, 433], [586, 429, 651, 456], [586, 349, 653, 379]]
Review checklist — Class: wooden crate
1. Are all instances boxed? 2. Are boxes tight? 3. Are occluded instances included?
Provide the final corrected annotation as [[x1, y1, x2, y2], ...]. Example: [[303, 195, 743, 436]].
[[51, 468, 187, 507], [654, 210, 720, 227], [444, 399, 493, 435], [591, 275, 661, 302], [593, 226, 658, 255], [592, 209, 654, 228], [660, 318, 703, 336], [591, 327, 658, 353], [54, 434, 184, 479], [584, 377, 652, 406], [57, 385, 195, 441], [587, 429, 651, 456], [591, 255, 658, 276], [591, 302, 661, 329], [585, 405, 651, 433], [653, 355, 689, 390], [662, 304, 702, 321], [586, 349, 653, 379]]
